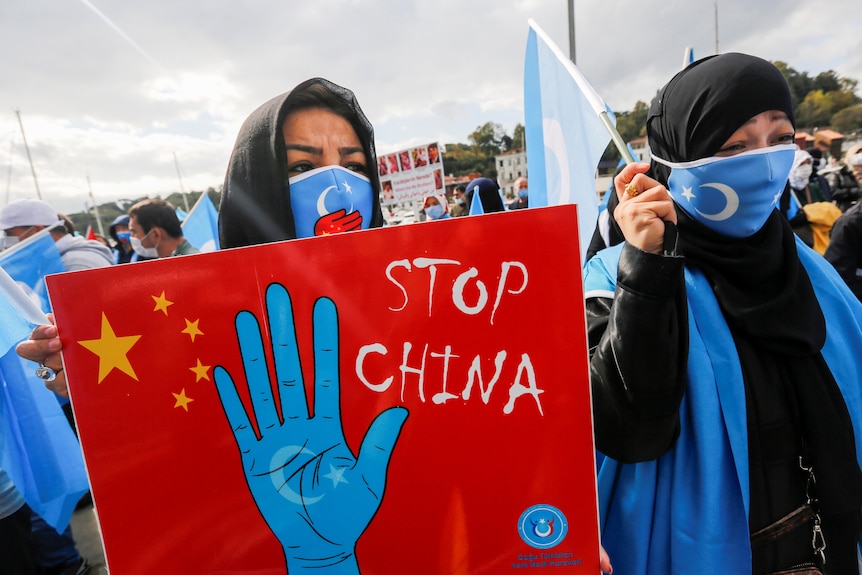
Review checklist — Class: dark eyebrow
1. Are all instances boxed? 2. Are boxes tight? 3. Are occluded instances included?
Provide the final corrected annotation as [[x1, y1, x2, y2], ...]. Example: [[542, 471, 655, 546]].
[[285, 143, 322, 155], [339, 146, 364, 157], [284, 144, 364, 157]]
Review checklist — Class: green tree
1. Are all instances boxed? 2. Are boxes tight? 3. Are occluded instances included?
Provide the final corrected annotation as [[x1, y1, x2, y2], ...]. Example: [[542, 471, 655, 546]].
[[829, 87, 861, 114], [615, 101, 649, 143], [797, 90, 834, 128], [511, 123, 525, 149], [812, 70, 841, 93], [468, 122, 506, 156], [441, 143, 496, 179], [832, 104, 862, 134], [774, 61, 813, 109], [601, 101, 650, 165]]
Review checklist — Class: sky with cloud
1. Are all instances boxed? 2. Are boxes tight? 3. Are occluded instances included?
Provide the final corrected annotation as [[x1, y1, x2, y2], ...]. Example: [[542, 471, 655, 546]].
[[2, 0, 860, 214]]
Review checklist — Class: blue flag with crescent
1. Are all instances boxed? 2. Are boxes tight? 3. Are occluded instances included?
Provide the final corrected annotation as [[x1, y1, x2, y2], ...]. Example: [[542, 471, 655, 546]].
[[0, 235, 88, 532], [524, 19, 614, 261], [181, 193, 221, 252]]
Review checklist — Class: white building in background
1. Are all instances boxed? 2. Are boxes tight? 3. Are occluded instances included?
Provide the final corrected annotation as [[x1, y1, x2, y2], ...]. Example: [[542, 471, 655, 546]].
[[629, 136, 651, 162], [495, 147, 527, 199]]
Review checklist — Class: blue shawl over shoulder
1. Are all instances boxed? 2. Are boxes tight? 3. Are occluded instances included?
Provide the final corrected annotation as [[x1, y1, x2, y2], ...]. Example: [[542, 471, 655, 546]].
[[583, 239, 862, 574]]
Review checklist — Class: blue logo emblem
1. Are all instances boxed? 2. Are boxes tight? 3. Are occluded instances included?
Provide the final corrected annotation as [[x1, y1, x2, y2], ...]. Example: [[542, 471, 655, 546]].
[[517, 504, 568, 549]]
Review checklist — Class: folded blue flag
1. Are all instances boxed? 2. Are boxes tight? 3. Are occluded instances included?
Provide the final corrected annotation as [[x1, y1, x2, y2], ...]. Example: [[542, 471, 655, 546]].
[[181, 193, 221, 252], [524, 20, 614, 262], [0, 233, 87, 532]]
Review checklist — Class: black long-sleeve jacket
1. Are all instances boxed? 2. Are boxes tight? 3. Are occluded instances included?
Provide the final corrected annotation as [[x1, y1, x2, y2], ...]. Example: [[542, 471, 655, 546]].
[[586, 242, 689, 463]]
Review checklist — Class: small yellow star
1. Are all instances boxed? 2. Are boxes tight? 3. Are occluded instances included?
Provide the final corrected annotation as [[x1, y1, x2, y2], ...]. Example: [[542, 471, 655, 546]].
[[172, 389, 194, 412], [151, 291, 174, 315], [189, 359, 211, 382], [181, 319, 204, 342], [78, 313, 141, 383]]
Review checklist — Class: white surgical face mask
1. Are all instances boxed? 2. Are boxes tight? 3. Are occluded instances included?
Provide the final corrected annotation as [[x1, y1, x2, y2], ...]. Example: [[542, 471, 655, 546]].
[[789, 163, 813, 190], [425, 204, 445, 220], [130, 230, 159, 258], [1, 234, 20, 251]]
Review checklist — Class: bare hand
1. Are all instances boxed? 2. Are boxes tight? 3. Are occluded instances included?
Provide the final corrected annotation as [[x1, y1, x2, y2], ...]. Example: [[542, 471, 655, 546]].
[[16, 313, 68, 397], [613, 163, 676, 254], [600, 544, 613, 573]]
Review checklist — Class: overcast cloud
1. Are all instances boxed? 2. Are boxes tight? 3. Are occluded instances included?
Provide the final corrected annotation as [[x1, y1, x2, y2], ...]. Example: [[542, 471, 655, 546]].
[[2, 0, 861, 214]]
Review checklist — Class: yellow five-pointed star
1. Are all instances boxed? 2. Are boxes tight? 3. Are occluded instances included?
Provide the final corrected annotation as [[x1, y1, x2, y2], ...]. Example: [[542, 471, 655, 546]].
[[189, 359, 211, 382], [152, 291, 174, 315], [78, 313, 141, 383], [181, 319, 203, 342], [173, 389, 194, 412]]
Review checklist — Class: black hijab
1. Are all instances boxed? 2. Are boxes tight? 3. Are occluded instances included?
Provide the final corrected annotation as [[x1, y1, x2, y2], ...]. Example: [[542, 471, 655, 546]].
[[647, 53, 862, 523], [219, 78, 384, 249], [464, 177, 505, 213]]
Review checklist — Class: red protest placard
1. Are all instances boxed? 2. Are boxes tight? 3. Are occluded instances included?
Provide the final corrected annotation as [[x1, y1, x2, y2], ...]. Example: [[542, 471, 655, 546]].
[[47, 205, 598, 574]]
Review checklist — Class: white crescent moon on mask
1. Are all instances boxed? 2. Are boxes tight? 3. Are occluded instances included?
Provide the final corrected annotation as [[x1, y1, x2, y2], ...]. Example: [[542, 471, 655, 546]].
[[542, 118, 570, 204], [316, 185, 338, 216], [270, 445, 325, 505], [694, 182, 739, 221]]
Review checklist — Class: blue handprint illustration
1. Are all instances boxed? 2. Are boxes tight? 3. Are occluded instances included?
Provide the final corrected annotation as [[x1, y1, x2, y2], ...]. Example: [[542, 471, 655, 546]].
[[214, 283, 409, 573]]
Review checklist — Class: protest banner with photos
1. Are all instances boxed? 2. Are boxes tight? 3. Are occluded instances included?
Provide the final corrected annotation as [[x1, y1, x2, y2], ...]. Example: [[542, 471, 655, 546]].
[[378, 141, 445, 205], [47, 205, 599, 574]]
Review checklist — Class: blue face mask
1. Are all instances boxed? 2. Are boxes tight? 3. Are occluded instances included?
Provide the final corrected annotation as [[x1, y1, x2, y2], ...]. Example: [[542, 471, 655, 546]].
[[517, 188, 528, 200], [425, 204, 444, 220], [288, 165, 374, 239], [652, 143, 795, 238], [117, 231, 131, 244]]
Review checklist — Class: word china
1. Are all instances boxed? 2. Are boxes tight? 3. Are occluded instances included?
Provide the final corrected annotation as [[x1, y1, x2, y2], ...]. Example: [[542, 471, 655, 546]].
[[355, 257, 544, 415]]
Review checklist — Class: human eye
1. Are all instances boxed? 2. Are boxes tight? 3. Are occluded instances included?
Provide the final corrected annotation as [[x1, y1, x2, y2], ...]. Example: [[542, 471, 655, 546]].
[[716, 142, 746, 157], [287, 160, 315, 177], [772, 133, 795, 146], [345, 161, 368, 175]]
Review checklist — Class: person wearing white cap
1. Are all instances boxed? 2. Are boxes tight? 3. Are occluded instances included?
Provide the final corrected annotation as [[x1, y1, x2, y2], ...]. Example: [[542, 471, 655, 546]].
[[0, 198, 112, 272]]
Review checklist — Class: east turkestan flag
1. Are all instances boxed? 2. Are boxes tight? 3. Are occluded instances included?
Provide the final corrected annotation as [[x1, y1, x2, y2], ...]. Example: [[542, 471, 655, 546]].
[[524, 19, 615, 262]]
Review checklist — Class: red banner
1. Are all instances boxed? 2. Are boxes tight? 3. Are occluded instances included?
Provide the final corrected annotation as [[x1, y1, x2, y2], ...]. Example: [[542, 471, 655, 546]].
[[47, 205, 598, 574]]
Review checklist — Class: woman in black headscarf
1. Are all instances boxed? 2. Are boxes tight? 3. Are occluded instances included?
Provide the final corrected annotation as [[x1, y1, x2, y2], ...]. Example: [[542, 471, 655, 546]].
[[219, 77, 385, 249], [584, 53, 862, 574]]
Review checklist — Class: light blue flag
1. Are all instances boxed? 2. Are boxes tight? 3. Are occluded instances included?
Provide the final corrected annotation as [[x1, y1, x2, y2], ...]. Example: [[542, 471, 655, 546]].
[[0, 231, 65, 314], [0, 268, 42, 355], [524, 19, 615, 262], [468, 188, 485, 216], [0, 235, 88, 532], [181, 193, 221, 252]]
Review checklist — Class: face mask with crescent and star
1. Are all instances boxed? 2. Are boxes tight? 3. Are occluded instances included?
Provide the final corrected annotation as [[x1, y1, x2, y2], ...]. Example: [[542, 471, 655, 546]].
[[652, 143, 796, 238], [288, 165, 374, 239]]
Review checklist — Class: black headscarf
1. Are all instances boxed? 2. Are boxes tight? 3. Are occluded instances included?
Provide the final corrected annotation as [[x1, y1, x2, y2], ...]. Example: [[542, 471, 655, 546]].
[[464, 177, 505, 213], [646, 54, 862, 548], [647, 53, 795, 185], [219, 78, 384, 249]]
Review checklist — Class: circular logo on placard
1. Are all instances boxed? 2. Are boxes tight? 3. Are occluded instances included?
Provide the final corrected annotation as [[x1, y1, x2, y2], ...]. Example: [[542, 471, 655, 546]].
[[517, 504, 568, 549]]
